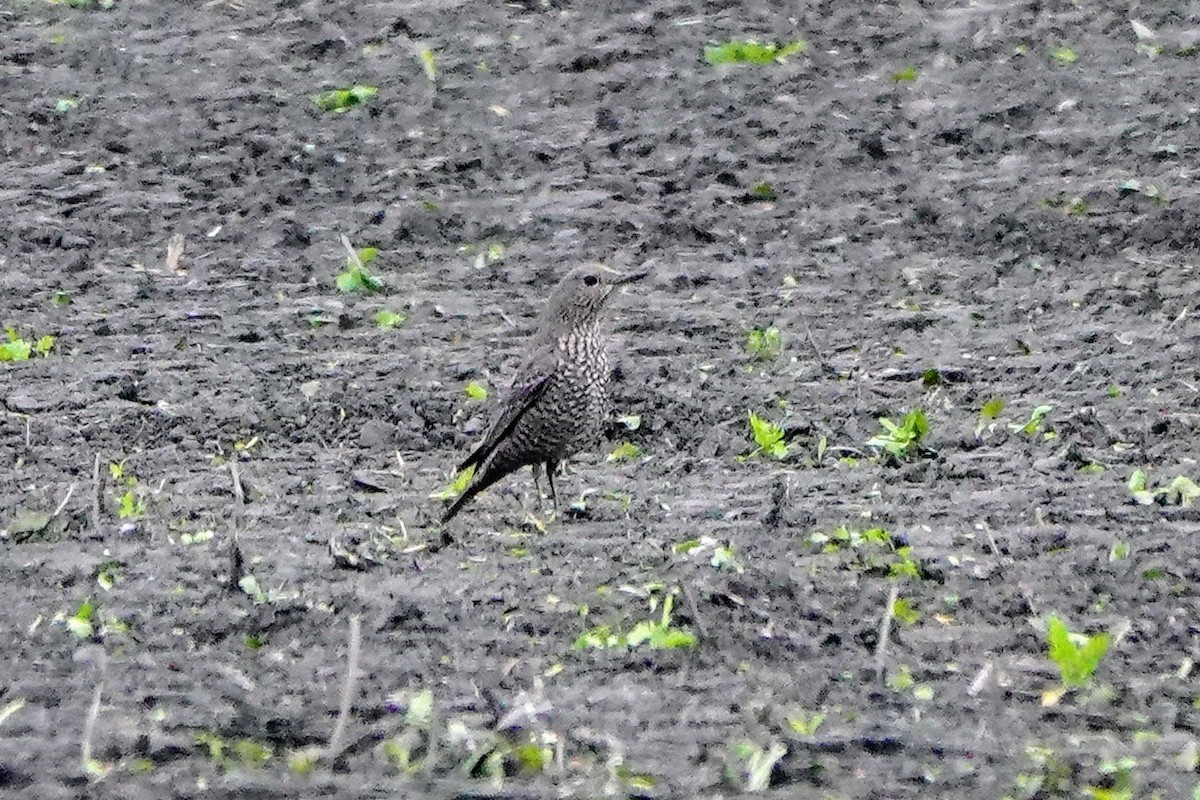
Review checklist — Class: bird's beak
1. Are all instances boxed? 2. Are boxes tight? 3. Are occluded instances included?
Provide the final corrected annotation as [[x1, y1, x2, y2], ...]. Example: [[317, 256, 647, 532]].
[[614, 270, 648, 285]]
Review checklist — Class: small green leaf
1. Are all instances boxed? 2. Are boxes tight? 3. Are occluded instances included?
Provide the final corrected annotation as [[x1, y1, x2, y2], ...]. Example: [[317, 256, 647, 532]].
[[34, 335, 55, 356], [430, 464, 475, 500], [405, 689, 434, 727], [607, 441, 643, 462], [749, 182, 776, 201], [1046, 615, 1109, 688], [314, 85, 378, 113], [464, 381, 488, 401], [374, 309, 406, 329], [891, 66, 919, 82], [1050, 46, 1078, 65], [705, 39, 807, 65], [419, 47, 437, 82]]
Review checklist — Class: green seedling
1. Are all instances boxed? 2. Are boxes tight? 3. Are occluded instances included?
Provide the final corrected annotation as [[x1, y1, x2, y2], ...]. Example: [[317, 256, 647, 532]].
[[336, 246, 383, 293], [0, 328, 54, 361], [809, 525, 921, 579], [53, 291, 72, 306], [974, 397, 1005, 438], [1010, 404, 1052, 436], [1038, 195, 1088, 216], [382, 689, 434, 774], [607, 442, 643, 462], [724, 740, 787, 792], [109, 461, 146, 519], [464, 381, 488, 401], [374, 309, 406, 328], [195, 732, 273, 771], [746, 326, 783, 361], [705, 39, 807, 65], [94, 560, 122, 591], [573, 589, 696, 651], [891, 66, 919, 82], [66, 598, 96, 638], [866, 409, 929, 460], [1085, 757, 1136, 800], [891, 596, 920, 625], [1108, 541, 1130, 561], [314, 84, 378, 113], [117, 491, 145, 519], [1118, 179, 1168, 205], [419, 47, 437, 82], [1046, 615, 1109, 688], [1050, 46, 1078, 65], [742, 411, 788, 460], [1128, 469, 1199, 506], [55, 97, 78, 113], [786, 711, 825, 737], [748, 182, 776, 201], [672, 536, 743, 572], [430, 464, 475, 501]]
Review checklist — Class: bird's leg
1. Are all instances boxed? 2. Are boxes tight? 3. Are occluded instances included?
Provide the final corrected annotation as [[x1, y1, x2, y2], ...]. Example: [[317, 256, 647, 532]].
[[545, 460, 559, 512], [530, 462, 544, 500]]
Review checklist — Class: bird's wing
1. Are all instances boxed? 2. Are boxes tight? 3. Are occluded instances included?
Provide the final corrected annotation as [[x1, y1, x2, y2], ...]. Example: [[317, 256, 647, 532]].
[[456, 345, 557, 474]]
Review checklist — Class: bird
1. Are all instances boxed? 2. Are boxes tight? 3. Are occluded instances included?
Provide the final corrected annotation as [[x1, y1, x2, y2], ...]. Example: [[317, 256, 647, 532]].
[[440, 264, 647, 523]]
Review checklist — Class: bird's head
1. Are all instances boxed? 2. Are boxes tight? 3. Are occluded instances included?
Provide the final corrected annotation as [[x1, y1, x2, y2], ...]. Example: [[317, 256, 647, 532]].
[[543, 264, 647, 328]]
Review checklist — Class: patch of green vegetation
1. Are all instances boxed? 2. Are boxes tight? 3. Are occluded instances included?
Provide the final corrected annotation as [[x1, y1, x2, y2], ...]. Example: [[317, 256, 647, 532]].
[[1046, 615, 1109, 689], [0, 328, 55, 362], [607, 441, 643, 462], [891, 596, 920, 625], [94, 560, 123, 592], [866, 409, 929, 461], [1128, 469, 1198, 506], [786, 711, 825, 737], [724, 740, 786, 792], [891, 66, 919, 82], [1012, 744, 1073, 797], [419, 47, 437, 82], [314, 85, 378, 113], [109, 461, 146, 519], [1050, 46, 1078, 65], [336, 246, 383, 293], [573, 588, 696, 651], [374, 309, 406, 329], [1039, 194, 1088, 216], [1084, 756, 1135, 800], [741, 411, 788, 460], [1009, 404, 1052, 436], [430, 464, 475, 501], [809, 525, 923, 579], [55, 598, 127, 641], [1117, 178, 1168, 205], [195, 732, 274, 771], [975, 397, 1005, 438], [748, 182, 777, 201], [746, 325, 783, 361], [52, 290, 72, 307], [705, 39, 807, 65], [464, 381, 488, 401], [672, 536, 742, 573]]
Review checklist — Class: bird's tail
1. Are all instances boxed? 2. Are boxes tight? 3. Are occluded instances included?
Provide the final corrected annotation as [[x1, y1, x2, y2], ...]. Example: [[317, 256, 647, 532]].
[[440, 464, 506, 524]]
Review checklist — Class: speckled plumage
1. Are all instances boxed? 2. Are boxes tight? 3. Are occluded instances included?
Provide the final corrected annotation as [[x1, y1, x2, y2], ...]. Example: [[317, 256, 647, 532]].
[[441, 265, 646, 523]]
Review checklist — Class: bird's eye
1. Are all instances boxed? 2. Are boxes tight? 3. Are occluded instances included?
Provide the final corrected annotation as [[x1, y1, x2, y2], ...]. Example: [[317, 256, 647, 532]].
[[583, 275, 599, 286]]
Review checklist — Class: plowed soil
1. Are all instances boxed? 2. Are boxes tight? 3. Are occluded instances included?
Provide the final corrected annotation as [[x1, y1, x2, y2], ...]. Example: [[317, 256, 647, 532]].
[[3, 1, 1200, 797]]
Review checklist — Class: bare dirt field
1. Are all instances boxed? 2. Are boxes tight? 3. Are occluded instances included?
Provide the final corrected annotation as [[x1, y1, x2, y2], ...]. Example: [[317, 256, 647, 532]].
[[3, 1, 1200, 797]]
